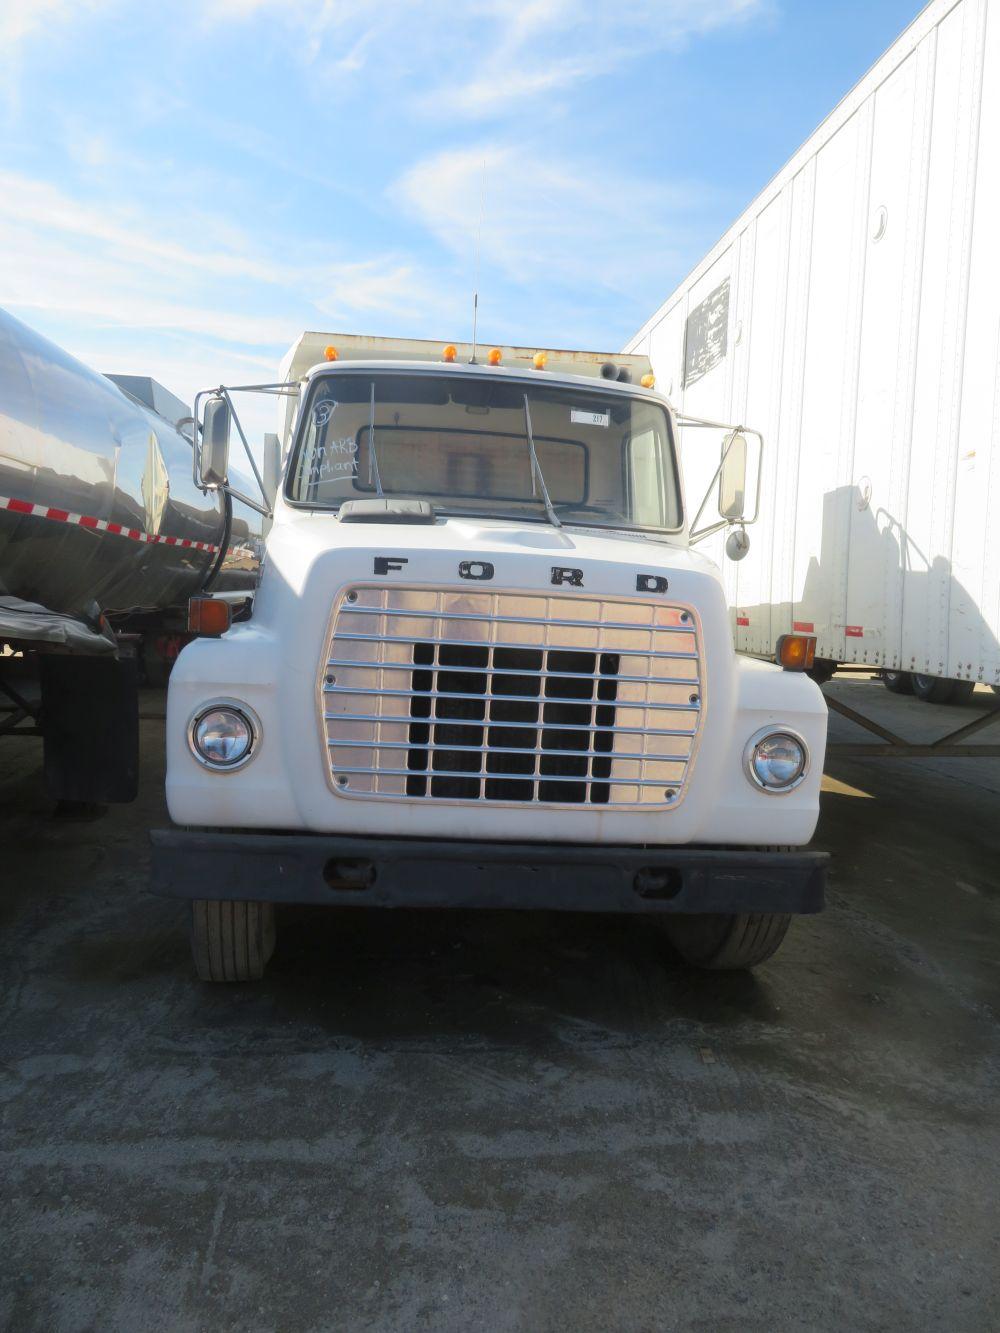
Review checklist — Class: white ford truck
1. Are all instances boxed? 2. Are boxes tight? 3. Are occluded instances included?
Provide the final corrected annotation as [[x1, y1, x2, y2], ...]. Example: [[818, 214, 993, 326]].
[[151, 335, 828, 981]]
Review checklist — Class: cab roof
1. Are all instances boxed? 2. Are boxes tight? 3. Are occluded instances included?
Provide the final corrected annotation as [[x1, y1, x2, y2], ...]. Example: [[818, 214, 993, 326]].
[[300, 358, 660, 399], [280, 332, 652, 389]]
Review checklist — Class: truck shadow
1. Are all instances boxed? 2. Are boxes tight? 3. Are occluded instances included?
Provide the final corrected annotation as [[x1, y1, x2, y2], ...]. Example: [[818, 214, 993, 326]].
[[222, 904, 788, 1048]]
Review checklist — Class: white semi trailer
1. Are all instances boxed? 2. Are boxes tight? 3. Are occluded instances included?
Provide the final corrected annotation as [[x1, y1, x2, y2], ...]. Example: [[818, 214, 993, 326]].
[[626, 0, 1000, 710], [151, 335, 829, 981]]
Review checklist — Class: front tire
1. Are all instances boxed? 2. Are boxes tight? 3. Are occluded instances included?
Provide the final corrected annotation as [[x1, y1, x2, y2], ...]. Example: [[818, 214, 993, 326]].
[[661, 911, 792, 971], [191, 900, 276, 982]]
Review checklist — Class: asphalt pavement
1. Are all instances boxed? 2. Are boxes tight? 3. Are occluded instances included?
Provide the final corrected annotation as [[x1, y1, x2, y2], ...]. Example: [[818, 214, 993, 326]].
[[1, 676, 998, 1331]]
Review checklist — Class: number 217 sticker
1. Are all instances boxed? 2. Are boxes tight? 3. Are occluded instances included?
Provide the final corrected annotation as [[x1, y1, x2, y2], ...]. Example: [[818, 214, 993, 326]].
[[570, 408, 610, 428]]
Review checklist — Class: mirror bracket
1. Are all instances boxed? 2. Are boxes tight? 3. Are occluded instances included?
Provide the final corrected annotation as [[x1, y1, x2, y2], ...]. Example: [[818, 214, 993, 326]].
[[192, 381, 299, 520], [679, 416, 763, 544]]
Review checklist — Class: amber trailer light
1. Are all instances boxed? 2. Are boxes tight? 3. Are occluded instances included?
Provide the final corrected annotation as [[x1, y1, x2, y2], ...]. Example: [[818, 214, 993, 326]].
[[776, 633, 816, 671], [188, 596, 231, 638]]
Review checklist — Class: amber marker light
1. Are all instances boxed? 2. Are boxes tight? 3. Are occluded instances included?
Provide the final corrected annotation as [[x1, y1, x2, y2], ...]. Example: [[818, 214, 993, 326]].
[[442, 344, 458, 362], [532, 351, 548, 370], [323, 345, 338, 361], [640, 372, 655, 389], [488, 347, 502, 366], [188, 596, 231, 638], [776, 633, 816, 672]]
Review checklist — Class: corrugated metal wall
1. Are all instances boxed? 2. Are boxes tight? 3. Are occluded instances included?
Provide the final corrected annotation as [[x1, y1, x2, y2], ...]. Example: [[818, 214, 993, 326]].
[[627, 0, 1000, 683]]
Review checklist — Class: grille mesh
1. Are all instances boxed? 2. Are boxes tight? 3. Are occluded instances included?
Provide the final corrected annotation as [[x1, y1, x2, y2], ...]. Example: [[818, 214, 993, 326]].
[[321, 587, 703, 807]]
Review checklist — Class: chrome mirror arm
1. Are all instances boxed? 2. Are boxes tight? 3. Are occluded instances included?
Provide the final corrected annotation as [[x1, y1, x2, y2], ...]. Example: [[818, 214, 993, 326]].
[[677, 416, 763, 542], [192, 381, 300, 518]]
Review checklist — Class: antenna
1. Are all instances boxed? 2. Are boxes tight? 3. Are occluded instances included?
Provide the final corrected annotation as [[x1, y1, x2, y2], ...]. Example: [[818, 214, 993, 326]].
[[470, 160, 486, 363]]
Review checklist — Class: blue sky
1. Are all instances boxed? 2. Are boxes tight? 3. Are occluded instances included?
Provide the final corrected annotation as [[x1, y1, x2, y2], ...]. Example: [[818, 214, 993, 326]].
[[1, 0, 922, 436]]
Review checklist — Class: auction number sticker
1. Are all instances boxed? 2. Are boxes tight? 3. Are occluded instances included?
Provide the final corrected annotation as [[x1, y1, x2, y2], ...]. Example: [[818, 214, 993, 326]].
[[570, 408, 609, 428]]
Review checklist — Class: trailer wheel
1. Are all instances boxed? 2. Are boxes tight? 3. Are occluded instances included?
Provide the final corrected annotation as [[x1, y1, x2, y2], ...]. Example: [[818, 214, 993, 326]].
[[911, 674, 975, 704], [191, 900, 276, 982], [882, 670, 913, 694], [911, 673, 952, 703], [807, 659, 837, 686], [660, 911, 792, 971]]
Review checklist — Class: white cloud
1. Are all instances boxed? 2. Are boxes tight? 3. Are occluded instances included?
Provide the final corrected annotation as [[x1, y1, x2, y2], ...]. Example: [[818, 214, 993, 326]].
[[0, 0, 117, 110], [200, 0, 767, 115], [0, 170, 299, 288], [429, 0, 765, 116], [393, 142, 703, 299], [0, 0, 109, 46], [0, 164, 453, 374], [312, 259, 455, 326]]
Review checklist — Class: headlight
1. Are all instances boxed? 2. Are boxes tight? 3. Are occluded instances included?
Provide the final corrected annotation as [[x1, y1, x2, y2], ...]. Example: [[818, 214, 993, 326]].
[[744, 727, 807, 793], [189, 702, 259, 771]]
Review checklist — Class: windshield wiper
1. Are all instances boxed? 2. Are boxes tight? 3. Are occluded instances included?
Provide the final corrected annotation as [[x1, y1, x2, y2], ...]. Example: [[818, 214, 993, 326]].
[[368, 381, 384, 495], [522, 394, 562, 529]]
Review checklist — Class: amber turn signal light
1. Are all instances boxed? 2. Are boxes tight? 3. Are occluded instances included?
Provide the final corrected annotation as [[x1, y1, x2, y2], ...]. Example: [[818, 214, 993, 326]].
[[776, 633, 816, 671], [188, 596, 231, 638]]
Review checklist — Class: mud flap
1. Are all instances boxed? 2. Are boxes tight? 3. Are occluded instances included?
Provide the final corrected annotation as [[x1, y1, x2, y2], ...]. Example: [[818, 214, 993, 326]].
[[40, 655, 139, 803]]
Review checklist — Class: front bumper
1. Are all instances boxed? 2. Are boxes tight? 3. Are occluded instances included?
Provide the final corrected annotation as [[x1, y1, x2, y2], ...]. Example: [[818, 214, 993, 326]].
[[149, 830, 827, 915]]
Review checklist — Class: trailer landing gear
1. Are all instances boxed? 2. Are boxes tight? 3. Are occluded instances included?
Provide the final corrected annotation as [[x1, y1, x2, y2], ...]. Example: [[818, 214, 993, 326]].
[[826, 683, 1000, 757]]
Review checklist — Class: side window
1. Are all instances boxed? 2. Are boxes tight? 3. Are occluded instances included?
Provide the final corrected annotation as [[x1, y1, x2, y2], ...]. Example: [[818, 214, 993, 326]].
[[628, 427, 663, 527]]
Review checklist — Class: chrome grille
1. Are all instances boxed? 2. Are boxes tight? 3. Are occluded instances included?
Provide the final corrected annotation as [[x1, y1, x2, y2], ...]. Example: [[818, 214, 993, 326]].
[[321, 587, 703, 807]]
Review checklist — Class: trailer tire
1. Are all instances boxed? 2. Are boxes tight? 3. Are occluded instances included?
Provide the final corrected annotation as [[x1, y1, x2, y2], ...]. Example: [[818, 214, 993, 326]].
[[191, 900, 276, 982], [882, 670, 913, 694], [807, 658, 837, 686], [911, 674, 975, 704]]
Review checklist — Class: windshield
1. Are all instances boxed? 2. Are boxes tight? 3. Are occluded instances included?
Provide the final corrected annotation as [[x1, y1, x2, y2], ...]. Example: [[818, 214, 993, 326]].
[[287, 372, 682, 532]]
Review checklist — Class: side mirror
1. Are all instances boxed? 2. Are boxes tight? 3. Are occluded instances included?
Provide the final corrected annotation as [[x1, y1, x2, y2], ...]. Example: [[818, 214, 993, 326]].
[[200, 397, 231, 487], [718, 430, 748, 520], [262, 432, 281, 508], [725, 527, 750, 561]]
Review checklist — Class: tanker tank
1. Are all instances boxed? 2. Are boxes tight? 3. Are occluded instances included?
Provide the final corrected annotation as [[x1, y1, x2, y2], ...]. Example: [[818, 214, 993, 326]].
[[0, 306, 226, 651]]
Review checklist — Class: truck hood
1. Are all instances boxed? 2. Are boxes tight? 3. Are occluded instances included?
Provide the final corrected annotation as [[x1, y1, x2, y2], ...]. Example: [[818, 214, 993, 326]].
[[262, 511, 722, 592]]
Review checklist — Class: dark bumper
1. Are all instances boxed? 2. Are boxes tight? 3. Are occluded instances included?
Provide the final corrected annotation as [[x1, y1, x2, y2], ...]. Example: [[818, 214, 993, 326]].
[[149, 830, 827, 915]]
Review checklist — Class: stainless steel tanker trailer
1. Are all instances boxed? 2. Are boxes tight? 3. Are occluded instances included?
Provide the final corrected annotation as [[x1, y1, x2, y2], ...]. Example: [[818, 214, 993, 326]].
[[0, 307, 245, 803]]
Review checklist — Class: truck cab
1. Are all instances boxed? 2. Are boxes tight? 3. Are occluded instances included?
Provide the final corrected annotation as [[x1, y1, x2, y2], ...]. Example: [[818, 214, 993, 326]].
[[152, 337, 828, 981]]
